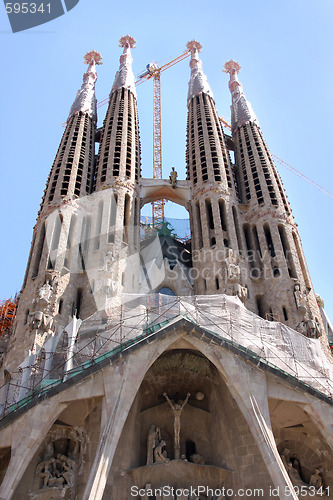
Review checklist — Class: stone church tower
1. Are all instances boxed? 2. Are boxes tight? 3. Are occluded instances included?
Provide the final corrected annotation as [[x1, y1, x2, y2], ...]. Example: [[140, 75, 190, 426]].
[[0, 38, 332, 500]]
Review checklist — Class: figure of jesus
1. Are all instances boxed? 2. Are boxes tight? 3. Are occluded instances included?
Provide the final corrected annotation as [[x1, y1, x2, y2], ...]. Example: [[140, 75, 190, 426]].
[[163, 392, 190, 459]]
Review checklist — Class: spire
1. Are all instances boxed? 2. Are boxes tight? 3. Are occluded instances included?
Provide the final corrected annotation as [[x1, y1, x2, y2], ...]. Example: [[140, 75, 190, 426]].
[[186, 40, 214, 106], [223, 60, 259, 131], [111, 35, 137, 98], [68, 51, 102, 122]]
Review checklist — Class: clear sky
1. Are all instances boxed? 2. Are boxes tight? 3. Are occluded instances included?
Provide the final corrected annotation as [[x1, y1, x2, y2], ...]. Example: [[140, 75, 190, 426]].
[[1, 0, 333, 320]]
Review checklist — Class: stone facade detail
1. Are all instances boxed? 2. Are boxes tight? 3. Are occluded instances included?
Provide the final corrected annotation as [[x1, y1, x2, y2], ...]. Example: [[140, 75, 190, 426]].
[[0, 39, 331, 500]]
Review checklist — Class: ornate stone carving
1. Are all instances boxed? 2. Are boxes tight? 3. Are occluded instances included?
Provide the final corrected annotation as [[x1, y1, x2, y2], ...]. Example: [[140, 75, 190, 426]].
[[152, 353, 211, 378], [31, 426, 84, 499], [279, 449, 324, 493], [36, 453, 77, 493], [306, 319, 321, 338], [297, 319, 321, 338], [28, 311, 53, 334]]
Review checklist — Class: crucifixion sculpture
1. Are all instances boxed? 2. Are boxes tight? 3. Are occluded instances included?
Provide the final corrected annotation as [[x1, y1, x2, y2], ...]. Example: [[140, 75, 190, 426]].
[[163, 392, 190, 459]]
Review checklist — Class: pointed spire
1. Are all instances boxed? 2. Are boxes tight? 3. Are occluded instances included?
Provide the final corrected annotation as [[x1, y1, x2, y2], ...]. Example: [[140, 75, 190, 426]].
[[186, 40, 214, 106], [223, 60, 259, 131], [111, 35, 137, 98], [68, 50, 102, 123]]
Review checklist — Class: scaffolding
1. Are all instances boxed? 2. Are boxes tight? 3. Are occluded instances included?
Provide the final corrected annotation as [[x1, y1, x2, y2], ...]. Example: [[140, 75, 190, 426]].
[[0, 293, 332, 422], [0, 296, 18, 337]]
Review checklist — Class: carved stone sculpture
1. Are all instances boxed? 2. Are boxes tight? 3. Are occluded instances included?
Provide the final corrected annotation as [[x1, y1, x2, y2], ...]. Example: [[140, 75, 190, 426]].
[[147, 424, 161, 465], [28, 311, 53, 333], [169, 167, 178, 188], [309, 468, 323, 491], [104, 249, 116, 273], [286, 460, 309, 488], [38, 280, 53, 306], [226, 249, 241, 284], [306, 319, 321, 338], [294, 283, 307, 317], [280, 448, 291, 469], [233, 283, 248, 303], [36, 453, 76, 492], [154, 440, 169, 463], [163, 392, 190, 459], [190, 453, 205, 465]]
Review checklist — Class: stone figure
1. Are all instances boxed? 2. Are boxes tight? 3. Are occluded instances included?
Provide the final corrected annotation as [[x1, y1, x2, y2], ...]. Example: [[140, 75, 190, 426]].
[[57, 454, 76, 486], [39, 461, 53, 488], [226, 249, 241, 284], [169, 167, 178, 188], [286, 460, 309, 488], [310, 468, 323, 491], [38, 280, 53, 306], [147, 424, 161, 465], [28, 311, 45, 331], [306, 319, 320, 338], [233, 283, 248, 303], [103, 277, 118, 297], [280, 449, 309, 489], [28, 311, 53, 335], [104, 249, 116, 273], [190, 453, 205, 465], [296, 321, 307, 335], [294, 284, 307, 317], [291, 457, 302, 478], [154, 440, 169, 463], [280, 448, 291, 469], [163, 392, 190, 459]]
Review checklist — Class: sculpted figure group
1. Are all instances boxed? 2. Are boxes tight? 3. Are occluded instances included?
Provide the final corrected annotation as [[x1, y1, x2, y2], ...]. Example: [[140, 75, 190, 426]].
[[146, 392, 191, 464], [38, 453, 76, 490], [280, 448, 325, 495], [146, 425, 169, 465]]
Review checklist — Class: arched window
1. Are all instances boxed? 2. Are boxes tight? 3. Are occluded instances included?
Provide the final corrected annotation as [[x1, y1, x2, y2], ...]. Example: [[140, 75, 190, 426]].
[[157, 287, 175, 296]]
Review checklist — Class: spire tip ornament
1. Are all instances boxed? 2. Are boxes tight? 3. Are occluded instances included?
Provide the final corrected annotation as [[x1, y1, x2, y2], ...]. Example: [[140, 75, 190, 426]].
[[186, 40, 202, 53], [224, 59, 259, 131], [84, 50, 103, 66], [119, 35, 136, 49], [111, 35, 136, 97], [223, 60, 241, 75], [187, 39, 213, 105]]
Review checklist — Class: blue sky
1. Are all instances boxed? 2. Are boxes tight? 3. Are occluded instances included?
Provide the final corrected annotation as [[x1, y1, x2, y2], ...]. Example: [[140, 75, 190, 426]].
[[1, 0, 333, 319]]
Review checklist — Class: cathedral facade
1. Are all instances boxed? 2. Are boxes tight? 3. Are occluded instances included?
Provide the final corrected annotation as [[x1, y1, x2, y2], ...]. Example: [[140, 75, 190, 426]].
[[0, 36, 332, 500]]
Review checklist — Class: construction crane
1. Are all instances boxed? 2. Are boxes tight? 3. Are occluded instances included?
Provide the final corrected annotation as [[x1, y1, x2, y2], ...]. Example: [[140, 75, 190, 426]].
[[136, 51, 191, 227], [97, 50, 192, 228], [220, 117, 333, 199], [94, 53, 333, 215]]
